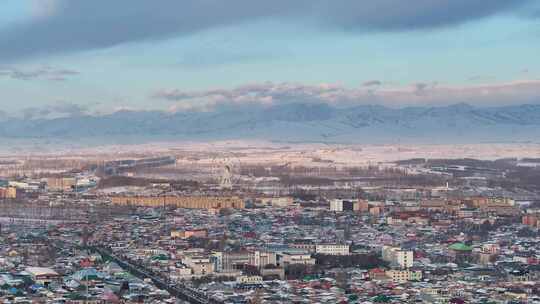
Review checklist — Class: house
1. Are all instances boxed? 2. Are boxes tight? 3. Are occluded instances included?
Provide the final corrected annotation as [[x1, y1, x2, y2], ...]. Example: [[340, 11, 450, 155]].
[[25, 267, 61, 286]]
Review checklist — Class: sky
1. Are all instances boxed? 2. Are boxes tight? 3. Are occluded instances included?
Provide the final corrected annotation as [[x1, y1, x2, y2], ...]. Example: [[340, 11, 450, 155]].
[[1, 0, 540, 118]]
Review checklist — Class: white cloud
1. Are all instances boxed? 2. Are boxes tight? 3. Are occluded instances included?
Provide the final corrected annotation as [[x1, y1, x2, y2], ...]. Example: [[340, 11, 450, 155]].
[[154, 80, 540, 112]]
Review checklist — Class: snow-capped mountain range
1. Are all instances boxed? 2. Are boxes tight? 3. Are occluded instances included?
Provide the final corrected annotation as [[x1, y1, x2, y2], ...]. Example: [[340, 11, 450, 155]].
[[1, 103, 539, 144]]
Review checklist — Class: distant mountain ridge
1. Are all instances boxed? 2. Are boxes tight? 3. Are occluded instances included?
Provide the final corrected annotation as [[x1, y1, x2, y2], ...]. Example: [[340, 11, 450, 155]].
[[1, 103, 539, 144]]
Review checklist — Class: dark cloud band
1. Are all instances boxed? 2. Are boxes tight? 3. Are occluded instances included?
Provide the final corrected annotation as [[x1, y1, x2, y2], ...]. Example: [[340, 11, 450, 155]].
[[0, 0, 533, 61]]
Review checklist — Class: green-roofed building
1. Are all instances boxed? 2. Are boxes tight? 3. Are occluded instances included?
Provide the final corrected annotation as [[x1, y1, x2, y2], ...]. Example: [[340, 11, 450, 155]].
[[72, 268, 106, 282], [151, 254, 169, 261], [449, 243, 473, 252], [373, 294, 391, 302], [449, 243, 473, 264]]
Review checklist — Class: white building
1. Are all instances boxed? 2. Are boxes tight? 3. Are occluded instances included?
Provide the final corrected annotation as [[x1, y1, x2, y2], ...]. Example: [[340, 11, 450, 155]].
[[260, 197, 294, 208], [382, 246, 413, 269], [278, 252, 316, 267], [315, 244, 350, 256], [182, 255, 214, 275], [170, 265, 193, 280], [330, 199, 363, 212], [330, 199, 344, 212], [236, 276, 263, 284], [250, 251, 277, 268]]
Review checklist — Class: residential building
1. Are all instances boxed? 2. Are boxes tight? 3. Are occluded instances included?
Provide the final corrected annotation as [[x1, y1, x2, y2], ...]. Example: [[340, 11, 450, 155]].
[[315, 244, 350, 256], [382, 246, 414, 269]]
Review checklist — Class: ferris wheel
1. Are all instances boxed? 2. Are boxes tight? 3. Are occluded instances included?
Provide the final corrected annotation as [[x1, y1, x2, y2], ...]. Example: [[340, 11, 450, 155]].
[[211, 154, 242, 190]]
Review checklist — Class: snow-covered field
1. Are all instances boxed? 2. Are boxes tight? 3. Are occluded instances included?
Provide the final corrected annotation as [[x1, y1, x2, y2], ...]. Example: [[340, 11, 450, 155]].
[[2, 140, 539, 168]]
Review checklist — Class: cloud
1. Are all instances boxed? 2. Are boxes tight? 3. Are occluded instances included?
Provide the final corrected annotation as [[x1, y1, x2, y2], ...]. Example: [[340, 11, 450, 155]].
[[468, 75, 497, 82], [362, 80, 382, 87], [154, 80, 540, 112], [154, 82, 344, 111], [0, 0, 533, 61], [0, 66, 79, 81], [49, 102, 89, 116], [20, 102, 91, 120], [414, 82, 438, 96], [21, 107, 51, 120]]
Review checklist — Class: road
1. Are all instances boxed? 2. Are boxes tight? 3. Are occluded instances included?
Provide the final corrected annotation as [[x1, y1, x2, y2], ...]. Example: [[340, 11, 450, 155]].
[[54, 239, 223, 304], [89, 245, 223, 304]]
